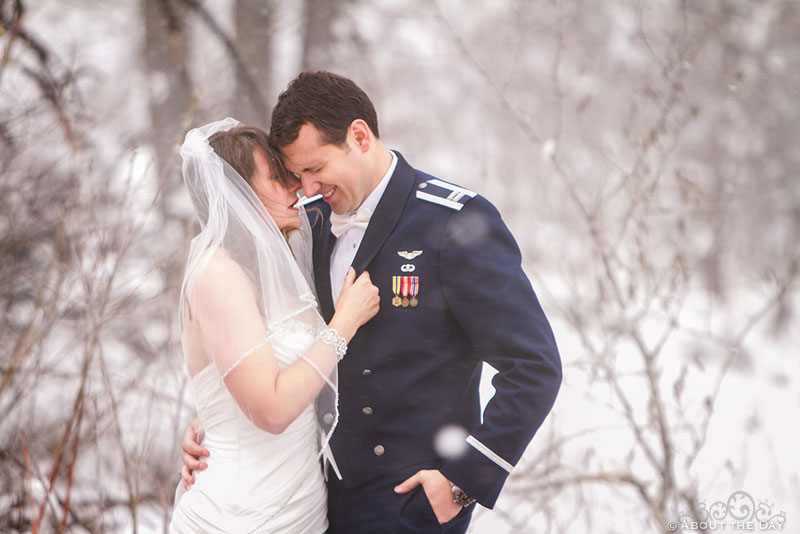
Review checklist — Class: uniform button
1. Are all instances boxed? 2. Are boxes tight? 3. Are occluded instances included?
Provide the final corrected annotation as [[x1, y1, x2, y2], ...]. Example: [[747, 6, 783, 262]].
[[323, 413, 334, 424], [362, 369, 372, 376], [419, 182, 427, 189], [373, 444, 385, 456], [362, 406, 373, 415]]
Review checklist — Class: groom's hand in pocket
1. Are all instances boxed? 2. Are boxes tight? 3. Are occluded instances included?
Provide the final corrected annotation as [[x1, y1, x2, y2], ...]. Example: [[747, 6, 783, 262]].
[[179, 418, 209, 489], [394, 469, 462, 524]]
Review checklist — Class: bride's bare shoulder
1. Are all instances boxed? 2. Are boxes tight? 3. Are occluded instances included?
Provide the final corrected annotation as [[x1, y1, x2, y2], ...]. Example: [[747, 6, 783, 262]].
[[187, 248, 252, 299]]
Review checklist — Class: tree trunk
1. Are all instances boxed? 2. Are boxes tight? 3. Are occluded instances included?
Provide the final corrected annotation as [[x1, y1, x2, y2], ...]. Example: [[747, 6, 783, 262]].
[[232, 0, 273, 124], [301, 0, 347, 69], [143, 0, 193, 180]]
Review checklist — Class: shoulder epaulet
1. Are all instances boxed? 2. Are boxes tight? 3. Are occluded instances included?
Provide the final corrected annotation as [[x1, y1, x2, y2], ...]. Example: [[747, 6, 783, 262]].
[[415, 179, 477, 211]]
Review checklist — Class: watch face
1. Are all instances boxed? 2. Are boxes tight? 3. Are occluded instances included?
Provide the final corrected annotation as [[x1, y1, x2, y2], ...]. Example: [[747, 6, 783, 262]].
[[451, 485, 475, 506]]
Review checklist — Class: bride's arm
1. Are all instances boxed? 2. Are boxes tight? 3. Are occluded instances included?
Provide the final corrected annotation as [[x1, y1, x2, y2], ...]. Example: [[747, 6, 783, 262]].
[[191, 254, 378, 434]]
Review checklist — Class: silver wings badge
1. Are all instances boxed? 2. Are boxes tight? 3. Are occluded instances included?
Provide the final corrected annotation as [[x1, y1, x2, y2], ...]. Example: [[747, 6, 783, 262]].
[[397, 250, 423, 260]]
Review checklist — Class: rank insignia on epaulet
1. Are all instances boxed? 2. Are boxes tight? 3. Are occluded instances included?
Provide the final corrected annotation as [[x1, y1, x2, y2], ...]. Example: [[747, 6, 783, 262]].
[[415, 179, 476, 211]]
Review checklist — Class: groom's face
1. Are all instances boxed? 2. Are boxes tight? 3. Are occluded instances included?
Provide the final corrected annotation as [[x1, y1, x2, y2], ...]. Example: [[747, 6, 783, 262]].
[[280, 123, 372, 215]]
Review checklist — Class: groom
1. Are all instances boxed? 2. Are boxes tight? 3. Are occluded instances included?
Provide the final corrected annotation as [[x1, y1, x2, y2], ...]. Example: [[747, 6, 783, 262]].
[[184, 71, 561, 533]]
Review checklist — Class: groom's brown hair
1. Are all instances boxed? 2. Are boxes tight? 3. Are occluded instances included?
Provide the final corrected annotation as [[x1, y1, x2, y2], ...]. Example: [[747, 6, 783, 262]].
[[269, 71, 380, 147]]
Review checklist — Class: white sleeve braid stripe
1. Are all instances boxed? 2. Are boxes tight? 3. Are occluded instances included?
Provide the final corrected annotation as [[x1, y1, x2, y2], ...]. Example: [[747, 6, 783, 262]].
[[466, 435, 514, 473]]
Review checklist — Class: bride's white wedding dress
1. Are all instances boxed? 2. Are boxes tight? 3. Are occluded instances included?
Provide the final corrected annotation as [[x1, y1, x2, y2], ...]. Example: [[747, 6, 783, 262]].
[[170, 321, 328, 534], [173, 118, 338, 533]]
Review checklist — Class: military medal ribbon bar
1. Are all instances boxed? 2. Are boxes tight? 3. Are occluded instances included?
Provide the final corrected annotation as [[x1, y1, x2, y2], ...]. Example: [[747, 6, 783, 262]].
[[392, 276, 419, 308]]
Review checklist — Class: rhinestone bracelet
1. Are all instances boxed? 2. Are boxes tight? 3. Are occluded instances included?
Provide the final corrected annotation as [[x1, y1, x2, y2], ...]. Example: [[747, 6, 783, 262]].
[[319, 327, 347, 361]]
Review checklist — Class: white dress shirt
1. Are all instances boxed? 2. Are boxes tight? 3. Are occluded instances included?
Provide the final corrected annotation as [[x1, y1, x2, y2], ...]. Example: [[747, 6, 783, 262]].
[[330, 151, 398, 304]]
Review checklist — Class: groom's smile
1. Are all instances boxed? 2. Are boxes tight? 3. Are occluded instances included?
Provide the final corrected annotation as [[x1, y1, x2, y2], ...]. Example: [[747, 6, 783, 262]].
[[321, 187, 337, 201]]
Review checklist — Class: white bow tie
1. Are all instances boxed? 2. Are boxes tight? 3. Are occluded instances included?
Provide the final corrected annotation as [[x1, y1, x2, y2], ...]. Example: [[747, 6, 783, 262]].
[[330, 208, 372, 238]]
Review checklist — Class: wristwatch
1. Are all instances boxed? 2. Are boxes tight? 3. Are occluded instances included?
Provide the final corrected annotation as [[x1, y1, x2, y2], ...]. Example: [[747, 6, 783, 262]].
[[450, 482, 476, 506]]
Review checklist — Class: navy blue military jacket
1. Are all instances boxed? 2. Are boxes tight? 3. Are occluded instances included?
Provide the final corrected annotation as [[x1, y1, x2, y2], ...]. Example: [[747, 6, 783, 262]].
[[310, 152, 561, 508]]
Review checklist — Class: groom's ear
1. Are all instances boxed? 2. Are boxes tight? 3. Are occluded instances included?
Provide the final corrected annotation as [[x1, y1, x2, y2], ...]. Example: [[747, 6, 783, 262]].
[[348, 119, 372, 153]]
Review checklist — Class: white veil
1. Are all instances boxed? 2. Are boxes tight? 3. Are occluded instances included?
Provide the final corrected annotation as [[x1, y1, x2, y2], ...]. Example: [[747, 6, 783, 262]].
[[178, 117, 338, 458]]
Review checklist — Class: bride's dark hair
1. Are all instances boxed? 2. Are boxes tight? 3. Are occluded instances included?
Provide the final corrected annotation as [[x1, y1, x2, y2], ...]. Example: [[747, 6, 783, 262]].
[[208, 125, 293, 188], [209, 124, 328, 232]]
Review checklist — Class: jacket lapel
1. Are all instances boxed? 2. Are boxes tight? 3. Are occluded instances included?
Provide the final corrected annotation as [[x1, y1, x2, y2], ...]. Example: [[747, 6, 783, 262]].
[[351, 152, 416, 274]]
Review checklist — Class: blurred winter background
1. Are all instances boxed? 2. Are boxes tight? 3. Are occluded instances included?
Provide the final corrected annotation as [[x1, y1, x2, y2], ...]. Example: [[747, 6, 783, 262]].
[[2, 0, 799, 532]]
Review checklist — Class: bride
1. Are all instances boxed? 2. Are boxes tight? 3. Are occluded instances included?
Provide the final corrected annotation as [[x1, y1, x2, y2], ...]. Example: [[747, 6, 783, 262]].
[[170, 118, 379, 533]]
